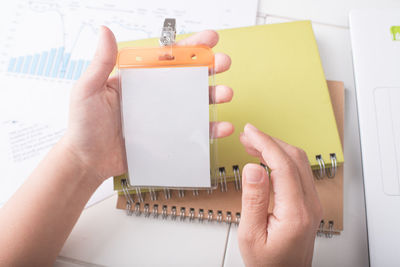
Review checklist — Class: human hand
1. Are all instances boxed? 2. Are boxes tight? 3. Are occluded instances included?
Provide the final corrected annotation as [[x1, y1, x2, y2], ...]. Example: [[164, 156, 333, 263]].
[[238, 124, 323, 267], [63, 26, 233, 182]]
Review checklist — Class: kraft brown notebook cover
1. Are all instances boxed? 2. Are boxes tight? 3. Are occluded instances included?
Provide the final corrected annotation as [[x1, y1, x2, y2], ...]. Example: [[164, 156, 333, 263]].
[[116, 80, 344, 235]]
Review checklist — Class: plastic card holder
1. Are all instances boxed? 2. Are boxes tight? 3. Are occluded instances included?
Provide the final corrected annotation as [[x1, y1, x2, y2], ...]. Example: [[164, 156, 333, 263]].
[[117, 46, 218, 190]]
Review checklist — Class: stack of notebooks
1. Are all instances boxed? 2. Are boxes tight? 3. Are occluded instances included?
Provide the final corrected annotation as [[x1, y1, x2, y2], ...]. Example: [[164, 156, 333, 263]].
[[114, 21, 345, 237]]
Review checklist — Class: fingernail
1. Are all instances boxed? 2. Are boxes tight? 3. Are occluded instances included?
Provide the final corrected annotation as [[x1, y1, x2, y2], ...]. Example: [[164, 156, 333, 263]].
[[244, 123, 257, 133], [245, 164, 264, 184]]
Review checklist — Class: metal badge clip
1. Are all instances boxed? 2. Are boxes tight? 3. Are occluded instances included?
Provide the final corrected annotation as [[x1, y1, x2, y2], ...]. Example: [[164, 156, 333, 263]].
[[159, 18, 176, 46]]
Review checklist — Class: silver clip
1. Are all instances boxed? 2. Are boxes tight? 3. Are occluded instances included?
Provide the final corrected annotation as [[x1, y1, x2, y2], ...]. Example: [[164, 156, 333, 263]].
[[198, 209, 204, 222], [134, 203, 141, 216], [144, 204, 150, 217], [159, 18, 176, 46], [217, 211, 223, 223], [180, 207, 186, 221], [149, 188, 157, 201], [171, 206, 177, 220], [178, 189, 185, 198], [326, 221, 334, 238], [233, 165, 241, 191], [235, 213, 241, 225], [192, 189, 199, 196], [189, 208, 195, 221], [326, 153, 337, 178], [135, 187, 144, 203], [121, 179, 134, 216], [208, 210, 213, 222], [226, 212, 232, 224], [260, 163, 270, 178], [315, 155, 326, 179], [163, 188, 171, 200], [153, 204, 159, 218], [162, 205, 168, 219], [219, 167, 228, 192], [317, 220, 325, 237]]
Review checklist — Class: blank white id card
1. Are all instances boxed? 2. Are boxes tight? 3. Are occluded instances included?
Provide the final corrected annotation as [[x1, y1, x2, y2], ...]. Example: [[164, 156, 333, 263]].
[[121, 66, 211, 188]]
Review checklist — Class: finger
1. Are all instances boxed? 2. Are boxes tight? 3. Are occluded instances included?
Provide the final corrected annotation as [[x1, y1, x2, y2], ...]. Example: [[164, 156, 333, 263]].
[[270, 137, 317, 197], [176, 30, 219, 48], [77, 26, 117, 92], [176, 31, 231, 74], [241, 123, 303, 200], [239, 133, 267, 164], [210, 121, 234, 139], [209, 85, 233, 104], [107, 75, 118, 92], [238, 163, 269, 248], [214, 53, 231, 74]]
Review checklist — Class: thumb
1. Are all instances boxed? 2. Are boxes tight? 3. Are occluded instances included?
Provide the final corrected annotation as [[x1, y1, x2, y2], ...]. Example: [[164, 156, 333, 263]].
[[77, 26, 117, 91], [238, 163, 270, 245]]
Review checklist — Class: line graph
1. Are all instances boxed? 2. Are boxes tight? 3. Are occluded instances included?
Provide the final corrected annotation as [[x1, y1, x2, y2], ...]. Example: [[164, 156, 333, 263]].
[[1, 0, 154, 82], [0, 0, 257, 83]]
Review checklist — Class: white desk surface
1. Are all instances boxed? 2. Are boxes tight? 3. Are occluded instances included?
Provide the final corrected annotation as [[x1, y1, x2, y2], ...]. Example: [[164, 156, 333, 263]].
[[55, 0, 392, 266]]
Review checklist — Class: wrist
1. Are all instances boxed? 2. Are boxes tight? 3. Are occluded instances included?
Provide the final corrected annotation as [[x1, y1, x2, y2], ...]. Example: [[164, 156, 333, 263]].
[[56, 136, 105, 188]]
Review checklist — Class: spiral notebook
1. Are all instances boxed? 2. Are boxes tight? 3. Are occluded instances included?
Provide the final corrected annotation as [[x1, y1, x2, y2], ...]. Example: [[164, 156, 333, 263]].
[[114, 21, 343, 195], [116, 80, 344, 236]]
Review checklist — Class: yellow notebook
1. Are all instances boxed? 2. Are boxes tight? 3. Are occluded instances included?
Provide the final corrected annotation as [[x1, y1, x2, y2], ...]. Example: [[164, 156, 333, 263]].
[[116, 80, 344, 236], [114, 21, 343, 190]]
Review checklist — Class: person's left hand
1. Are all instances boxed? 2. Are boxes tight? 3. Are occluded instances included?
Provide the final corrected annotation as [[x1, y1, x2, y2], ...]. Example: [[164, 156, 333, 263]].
[[62, 26, 233, 183]]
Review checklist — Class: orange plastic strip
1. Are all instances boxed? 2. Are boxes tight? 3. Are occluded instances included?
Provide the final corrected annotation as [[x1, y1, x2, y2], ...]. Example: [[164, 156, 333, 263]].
[[117, 45, 214, 70]]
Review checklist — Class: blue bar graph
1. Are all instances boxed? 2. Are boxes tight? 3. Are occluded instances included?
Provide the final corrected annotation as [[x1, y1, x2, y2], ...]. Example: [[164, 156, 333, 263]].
[[15, 57, 24, 73], [58, 53, 71, 79], [30, 54, 40, 75], [74, 59, 84, 80], [37, 51, 48, 76], [66, 60, 76, 80], [6, 47, 91, 81], [83, 60, 90, 72], [22, 55, 32, 74], [52, 47, 64, 77], [7, 58, 16, 72], [45, 48, 56, 77]]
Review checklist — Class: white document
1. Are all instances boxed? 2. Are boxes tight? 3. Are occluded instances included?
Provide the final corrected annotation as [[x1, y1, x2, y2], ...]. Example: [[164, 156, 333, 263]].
[[0, 0, 257, 206], [0, 120, 65, 206], [350, 9, 400, 266], [121, 67, 211, 188], [0, 0, 258, 78]]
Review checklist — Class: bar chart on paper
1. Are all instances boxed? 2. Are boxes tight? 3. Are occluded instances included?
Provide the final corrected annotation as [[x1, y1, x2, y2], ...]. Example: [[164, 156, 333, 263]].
[[1, 0, 152, 82], [7, 48, 90, 81], [1, 0, 258, 83]]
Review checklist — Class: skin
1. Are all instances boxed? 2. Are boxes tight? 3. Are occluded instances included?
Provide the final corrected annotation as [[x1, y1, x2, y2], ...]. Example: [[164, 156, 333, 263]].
[[239, 124, 323, 267], [0, 26, 321, 267]]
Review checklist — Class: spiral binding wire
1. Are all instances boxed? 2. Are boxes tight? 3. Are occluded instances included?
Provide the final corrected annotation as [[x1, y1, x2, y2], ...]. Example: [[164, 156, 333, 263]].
[[121, 164, 337, 236], [260, 163, 270, 178], [326, 154, 337, 178], [135, 187, 144, 203], [163, 188, 171, 200], [233, 165, 241, 191], [149, 188, 157, 201], [314, 153, 337, 179], [317, 220, 335, 238], [121, 200, 336, 236], [121, 179, 134, 216], [219, 167, 228, 192]]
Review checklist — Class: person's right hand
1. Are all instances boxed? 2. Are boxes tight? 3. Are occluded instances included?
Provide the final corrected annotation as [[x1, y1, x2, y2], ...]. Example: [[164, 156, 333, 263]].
[[238, 123, 323, 267]]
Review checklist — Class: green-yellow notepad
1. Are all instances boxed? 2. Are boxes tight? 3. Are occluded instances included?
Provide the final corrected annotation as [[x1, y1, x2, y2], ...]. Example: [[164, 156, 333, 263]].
[[114, 21, 344, 190]]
